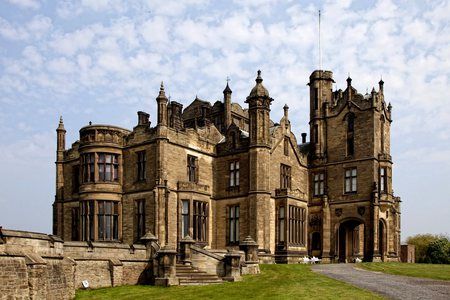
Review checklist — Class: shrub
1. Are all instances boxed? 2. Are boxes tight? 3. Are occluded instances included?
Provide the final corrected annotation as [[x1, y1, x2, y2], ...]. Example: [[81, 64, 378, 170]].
[[425, 238, 450, 264]]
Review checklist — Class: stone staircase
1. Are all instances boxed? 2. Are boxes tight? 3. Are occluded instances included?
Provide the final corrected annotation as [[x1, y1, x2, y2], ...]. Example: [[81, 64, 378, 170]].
[[176, 263, 224, 285]]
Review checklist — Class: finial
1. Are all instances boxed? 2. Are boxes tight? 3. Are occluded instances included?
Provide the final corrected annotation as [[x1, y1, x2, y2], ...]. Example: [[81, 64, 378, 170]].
[[158, 81, 167, 99], [371, 87, 376, 94], [346, 74, 352, 86], [388, 102, 392, 111], [379, 76, 384, 92], [89, 121, 92, 125], [283, 104, 289, 118], [57, 115, 65, 130], [223, 77, 232, 94], [256, 70, 263, 83]]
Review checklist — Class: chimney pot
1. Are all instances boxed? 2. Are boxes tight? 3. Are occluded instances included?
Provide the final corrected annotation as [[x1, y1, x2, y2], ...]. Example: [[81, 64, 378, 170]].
[[301, 133, 307, 144]]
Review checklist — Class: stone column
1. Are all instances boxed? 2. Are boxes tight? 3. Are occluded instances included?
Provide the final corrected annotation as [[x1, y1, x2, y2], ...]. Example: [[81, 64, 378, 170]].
[[155, 246, 179, 286], [223, 251, 242, 282], [179, 235, 195, 265], [372, 184, 381, 262]]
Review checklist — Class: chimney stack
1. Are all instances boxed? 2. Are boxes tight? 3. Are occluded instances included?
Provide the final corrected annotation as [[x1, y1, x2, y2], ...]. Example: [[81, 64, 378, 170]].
[[301, 133, 307, 144]]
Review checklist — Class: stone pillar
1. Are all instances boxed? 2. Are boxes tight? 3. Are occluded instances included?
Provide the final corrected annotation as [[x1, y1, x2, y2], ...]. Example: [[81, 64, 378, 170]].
[[372, 184, 381, 262], [321, 196, 332, 263], [239, 236, 260, 274], [109, 259, 123, 287], [140, 232, 159, 284], [155, 246, 179, 286], [223, 251, 242, 282], [179, 235, 195, 265], [25, 254, 48, 300]]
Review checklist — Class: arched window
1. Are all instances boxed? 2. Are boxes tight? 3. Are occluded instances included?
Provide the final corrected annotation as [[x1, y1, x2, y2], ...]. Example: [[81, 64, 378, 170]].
[[347, 114, 355, 156]]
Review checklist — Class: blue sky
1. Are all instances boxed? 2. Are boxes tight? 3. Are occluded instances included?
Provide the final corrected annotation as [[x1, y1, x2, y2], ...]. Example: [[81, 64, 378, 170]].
[[0, 0, 449, 240]]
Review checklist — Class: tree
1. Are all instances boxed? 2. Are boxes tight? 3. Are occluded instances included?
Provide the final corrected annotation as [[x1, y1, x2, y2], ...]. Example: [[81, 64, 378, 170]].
[[406, 234, 440, 263]]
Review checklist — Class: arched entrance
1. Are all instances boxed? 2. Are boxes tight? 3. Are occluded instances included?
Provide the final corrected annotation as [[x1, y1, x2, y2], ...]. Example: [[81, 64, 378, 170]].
[[337, 219, 365, 263]]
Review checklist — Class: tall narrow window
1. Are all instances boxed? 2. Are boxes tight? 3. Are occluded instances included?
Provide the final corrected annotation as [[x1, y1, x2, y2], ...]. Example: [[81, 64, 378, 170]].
[[193, 201, 208, 242], [81, 201, 94, 241], [82, 153, 95, 182], [136, 199, 145, 240], [313, 172, 325, 196], [314, 87, 319, 110], [98, 153, 119, 182], [181, 200, 190, 238], [284, 137, 289, 156], [137, 151, 146, 181], [228, 205, 240, 245], [229, 161, 240, 187], [288, 206, 305, 245], [278, 206, 285, 243], [280, 164, 291, 189], [380, 167, 387, 193], [71, 207, 80, 241], [72, 165, 80, 193], [380, 116, 385, 154], [347, 114, 355, 156], [98, 201, 119, 241], [187, 155, 198, 183], [345, 168, 357, 193]]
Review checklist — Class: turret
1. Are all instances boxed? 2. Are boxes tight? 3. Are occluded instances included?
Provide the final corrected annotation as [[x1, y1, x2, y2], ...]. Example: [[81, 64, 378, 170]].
[[245, 70, 273, 146], [223, 80, 232, 128], [308, 70, 334, 158], [56, 116, 66, 161], [156, 82, 168, 126]]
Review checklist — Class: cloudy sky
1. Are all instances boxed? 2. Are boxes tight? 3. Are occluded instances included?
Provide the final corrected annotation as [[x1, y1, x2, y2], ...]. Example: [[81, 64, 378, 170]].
[[0, 0, 449, 240]]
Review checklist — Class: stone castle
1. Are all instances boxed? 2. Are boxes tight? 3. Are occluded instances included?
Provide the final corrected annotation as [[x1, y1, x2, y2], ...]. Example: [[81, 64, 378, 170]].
[[52, 69, 401, 264]]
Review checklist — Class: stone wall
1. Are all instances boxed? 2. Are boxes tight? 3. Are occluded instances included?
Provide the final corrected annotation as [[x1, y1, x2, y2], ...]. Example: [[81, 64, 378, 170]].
[[0, 228, 150, 299]]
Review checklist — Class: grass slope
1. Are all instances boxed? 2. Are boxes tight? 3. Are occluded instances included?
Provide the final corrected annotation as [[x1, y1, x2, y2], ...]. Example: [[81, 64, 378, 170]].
[[359, 262, 450, 281], [76, 264, 381, 300]]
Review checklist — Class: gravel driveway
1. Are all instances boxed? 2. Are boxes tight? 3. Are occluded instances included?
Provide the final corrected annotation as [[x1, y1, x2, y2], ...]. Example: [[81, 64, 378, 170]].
[[312, 264, 450, 300]]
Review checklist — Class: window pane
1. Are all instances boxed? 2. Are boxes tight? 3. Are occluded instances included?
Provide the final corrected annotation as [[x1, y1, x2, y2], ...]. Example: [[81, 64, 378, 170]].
[[352, 177, 357, 191], [236, 206, 239, 218], [230, 207, 234, 218], [352, 169, 357, 176], [235, 219, 239, 241], [236, 171, 239, 186], [345, 179, 350, 192], [279, 206, 285, 218]]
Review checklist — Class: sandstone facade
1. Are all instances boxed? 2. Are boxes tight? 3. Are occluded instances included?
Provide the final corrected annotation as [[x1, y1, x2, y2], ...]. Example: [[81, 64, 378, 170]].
[[53, 69, 401, 264]]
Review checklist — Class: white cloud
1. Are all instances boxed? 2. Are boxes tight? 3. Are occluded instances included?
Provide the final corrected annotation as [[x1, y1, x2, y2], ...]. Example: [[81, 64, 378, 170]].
[[6, 0, 40, 10]]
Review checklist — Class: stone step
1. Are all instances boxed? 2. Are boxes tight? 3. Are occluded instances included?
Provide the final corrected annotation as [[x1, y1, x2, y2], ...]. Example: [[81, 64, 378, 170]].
[[177, 274, 220, 280], [179, 279, 224, 286]]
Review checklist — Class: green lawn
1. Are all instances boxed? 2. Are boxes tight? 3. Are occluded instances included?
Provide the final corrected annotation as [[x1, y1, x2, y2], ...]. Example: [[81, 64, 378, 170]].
[[75, 264, 382, 300], [359, 262, 450, 281]]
